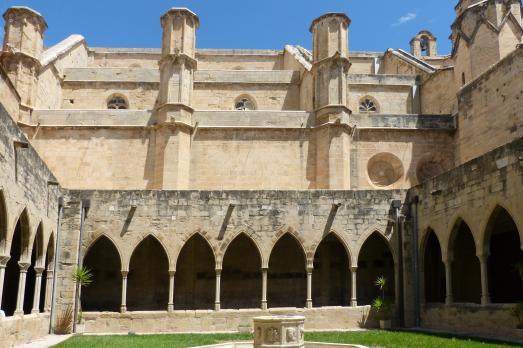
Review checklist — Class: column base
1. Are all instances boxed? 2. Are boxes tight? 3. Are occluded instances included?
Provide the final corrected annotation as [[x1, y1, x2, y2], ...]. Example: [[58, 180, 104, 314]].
[[167, 304, 174, 312], [350, 299, 357, 307], [120, 305, 127, 313], [306, 300, 312, 309], [481, 296, 490, 306], [31, 309, 40, 314], [445, 297, 453, 305], [214, 303, 221, 311], [14, 310, 24, 316], [261, 301, 267, 310]]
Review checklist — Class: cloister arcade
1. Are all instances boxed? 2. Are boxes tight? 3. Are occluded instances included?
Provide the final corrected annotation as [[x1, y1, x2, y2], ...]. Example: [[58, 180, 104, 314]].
[[421, 205, 523, 306], [0, 197, 56, 318], [0, 193, 521, 318], [78, 230, 396, 313]]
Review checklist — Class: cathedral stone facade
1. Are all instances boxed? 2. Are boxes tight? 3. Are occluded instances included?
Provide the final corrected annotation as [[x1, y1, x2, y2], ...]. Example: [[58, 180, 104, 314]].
[[0, 0, 522, 346]]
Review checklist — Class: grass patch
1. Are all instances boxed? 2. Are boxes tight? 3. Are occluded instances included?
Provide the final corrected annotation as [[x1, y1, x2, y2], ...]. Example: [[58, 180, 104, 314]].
[[54, 331, 521, 348]]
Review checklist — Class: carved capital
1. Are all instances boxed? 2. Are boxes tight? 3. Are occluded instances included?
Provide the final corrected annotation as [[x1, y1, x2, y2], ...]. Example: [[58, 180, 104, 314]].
[[0, 255, 11, 267], [18, 262, 30, 272]]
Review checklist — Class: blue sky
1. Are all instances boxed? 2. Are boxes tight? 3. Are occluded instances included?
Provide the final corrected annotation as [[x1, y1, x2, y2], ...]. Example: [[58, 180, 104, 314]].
[[0, 0, 457, 54]]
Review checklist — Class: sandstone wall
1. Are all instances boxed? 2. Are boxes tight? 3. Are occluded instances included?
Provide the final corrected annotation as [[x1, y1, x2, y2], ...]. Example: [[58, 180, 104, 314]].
[[82, 307, 371, 334], [455, 45, 523, 164], [0, 313, 50, 348], [421, 304, 523, 340], [421, 68, 456, 115], [190, 129, 313, 190]]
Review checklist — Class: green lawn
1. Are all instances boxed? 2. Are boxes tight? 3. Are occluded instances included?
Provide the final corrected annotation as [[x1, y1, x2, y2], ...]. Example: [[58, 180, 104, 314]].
[[53, 331, 521, 348]]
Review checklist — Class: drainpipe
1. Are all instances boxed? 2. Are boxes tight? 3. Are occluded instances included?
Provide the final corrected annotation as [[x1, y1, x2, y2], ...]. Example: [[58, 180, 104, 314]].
[[73, 199, 90, 334], [411, 196, 421, 327], [392, 199, 404, 327], [49, 197, 64, 334]]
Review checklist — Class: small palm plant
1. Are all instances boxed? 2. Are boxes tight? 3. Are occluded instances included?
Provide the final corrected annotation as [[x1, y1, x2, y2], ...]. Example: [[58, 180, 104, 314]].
[[72, 266, 93, 329], [372, 276, 391, 322]]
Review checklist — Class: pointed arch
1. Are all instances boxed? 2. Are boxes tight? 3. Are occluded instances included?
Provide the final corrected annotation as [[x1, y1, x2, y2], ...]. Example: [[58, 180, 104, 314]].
[[312, 233, 351, 307], [355, 225, 395, 266], [12, 208, 31, 262], [422, 228, 445, 303], [219, 229, 264, 268], [174, 230, 216, 271], [1, 207, 31, 316], [23, 222, 44, 314], [357, 231, 395, 306], [483, 206, 523, 303], [45, 232, 55, 270], [31, 222, 45, 267], [128, 235, 170, 311], [85, 234, 124, 272], [449, 219, 481, 303], [82, 235, 122, 312], [126, 234, 171, 272], [39, 231, 55, 312], [311, 230, 353, 266], [268, 229, 308, 266], [0, 190, 8, 254], [268, 233, 307, 308], [174, 233, 215, 310], [222, 233, 262, 309]]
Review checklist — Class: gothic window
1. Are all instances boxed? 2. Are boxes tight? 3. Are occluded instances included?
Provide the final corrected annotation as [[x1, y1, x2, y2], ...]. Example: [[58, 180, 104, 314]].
[[234, 96, 256, 111], [359, 97, 378, 113], [107, 95, 128, 109]]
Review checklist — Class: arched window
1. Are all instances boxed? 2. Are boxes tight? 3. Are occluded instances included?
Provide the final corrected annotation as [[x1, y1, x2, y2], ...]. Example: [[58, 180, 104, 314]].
[[107, 95, 128, 109], [359, 97, 379, 113], [234, 96, 256, 111]]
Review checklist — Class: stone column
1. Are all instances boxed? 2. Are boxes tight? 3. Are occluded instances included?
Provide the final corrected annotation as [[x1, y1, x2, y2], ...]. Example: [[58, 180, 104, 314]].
[[0, 255, 10, 306], [306, 267, 313, 309], [31, 267, 44, 314], [443, 259, 453, 305], [215, 269, 221, 311], [261, 267, 268, 310], [120, 271, 128, 313], [168, 270, 175, 312], [15, 262, 30, 315], [478, 254, 490, 305], [350, 266, 357, 307], [44, 269, 53, 312]]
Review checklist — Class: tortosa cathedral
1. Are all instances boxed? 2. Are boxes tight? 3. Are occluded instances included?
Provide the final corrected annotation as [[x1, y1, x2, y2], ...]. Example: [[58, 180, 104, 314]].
[[0, 0, 522, 345]]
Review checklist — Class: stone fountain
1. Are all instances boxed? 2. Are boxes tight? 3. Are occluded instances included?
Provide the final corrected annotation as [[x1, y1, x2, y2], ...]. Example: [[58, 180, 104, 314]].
[[254, 315, 305, 348], [191, 315, 366, 348]]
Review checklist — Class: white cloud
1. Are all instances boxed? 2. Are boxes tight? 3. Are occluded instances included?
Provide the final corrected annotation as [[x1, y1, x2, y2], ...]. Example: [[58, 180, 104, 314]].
[[393, 13, 417, 26]]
